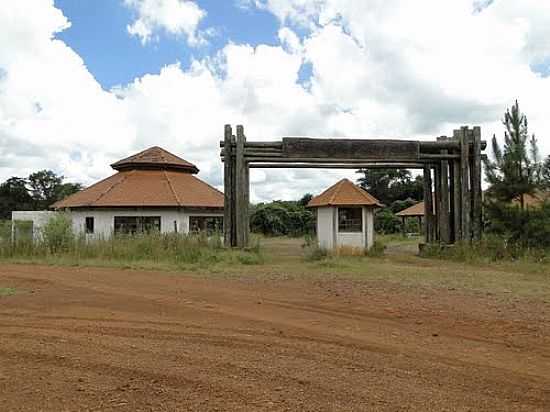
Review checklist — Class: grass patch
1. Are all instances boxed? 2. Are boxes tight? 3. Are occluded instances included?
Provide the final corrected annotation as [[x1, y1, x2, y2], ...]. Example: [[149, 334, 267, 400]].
[[0, 287, 17, 297]]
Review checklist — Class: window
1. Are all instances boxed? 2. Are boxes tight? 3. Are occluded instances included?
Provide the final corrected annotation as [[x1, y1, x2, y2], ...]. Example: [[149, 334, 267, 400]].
[[189, 216, 223, 235], [85, 217, 94, 234], [338, 207, 363, 233], [114, 216, 161, 235]]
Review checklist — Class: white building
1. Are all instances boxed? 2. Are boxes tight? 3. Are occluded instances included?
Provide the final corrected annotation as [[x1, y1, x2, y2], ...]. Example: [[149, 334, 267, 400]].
[[13, 147, 224, 239], [308, 179, 381, 251]]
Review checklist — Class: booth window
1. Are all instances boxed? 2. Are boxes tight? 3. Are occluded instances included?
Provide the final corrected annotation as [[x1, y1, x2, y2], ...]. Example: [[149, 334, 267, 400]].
[[85, 217, 94, 234], [338, 208, 362, 232]]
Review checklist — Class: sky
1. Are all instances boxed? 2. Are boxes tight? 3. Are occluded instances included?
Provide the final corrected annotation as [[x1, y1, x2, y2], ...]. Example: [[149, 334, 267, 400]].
[[1, 0, 550, 202]]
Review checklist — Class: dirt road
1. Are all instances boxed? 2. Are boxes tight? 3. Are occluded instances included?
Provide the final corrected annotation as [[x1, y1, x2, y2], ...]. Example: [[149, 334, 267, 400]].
[[1, 264, 549, 411]]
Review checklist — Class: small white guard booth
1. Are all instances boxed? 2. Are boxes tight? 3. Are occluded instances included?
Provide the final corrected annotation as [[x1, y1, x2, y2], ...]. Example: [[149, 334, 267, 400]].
[[308, 179, 382, 251]]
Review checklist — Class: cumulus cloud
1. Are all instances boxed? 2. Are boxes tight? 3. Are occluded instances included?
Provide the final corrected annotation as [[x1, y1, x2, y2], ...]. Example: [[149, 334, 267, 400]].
[[1, 0, 550, 203], [124, 0, 207, 45]]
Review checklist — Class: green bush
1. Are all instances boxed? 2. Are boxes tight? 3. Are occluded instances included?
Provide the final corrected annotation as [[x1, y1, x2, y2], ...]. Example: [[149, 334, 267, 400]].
[[41, 213, 74, 254], [485, 201, 550, 249]]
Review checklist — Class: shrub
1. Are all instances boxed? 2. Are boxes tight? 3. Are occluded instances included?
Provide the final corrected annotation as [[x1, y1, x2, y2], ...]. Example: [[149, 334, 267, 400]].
[[41, 214, 74, 254]]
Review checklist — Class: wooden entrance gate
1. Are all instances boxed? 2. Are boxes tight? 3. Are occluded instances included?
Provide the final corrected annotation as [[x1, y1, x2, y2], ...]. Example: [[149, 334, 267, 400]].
[[220, 125, 485, 248]]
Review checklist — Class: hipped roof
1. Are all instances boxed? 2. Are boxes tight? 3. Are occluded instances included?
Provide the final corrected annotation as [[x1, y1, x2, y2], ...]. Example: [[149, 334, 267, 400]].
[[307, 179, 382, 208], [52, 147, 223, 209], [396, 202, 426, 217], [111, 146, 199, 173]]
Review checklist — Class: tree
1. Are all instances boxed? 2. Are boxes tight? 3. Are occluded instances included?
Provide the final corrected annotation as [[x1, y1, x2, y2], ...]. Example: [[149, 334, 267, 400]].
[[541, 155, 550, 189], [55, 182, 83, 201], [298, 193, 313, 207], [484, 100, 541, 209], [27, 170, 81, 210], [355, 168, 423, 206], [0, 177, 33, 219]]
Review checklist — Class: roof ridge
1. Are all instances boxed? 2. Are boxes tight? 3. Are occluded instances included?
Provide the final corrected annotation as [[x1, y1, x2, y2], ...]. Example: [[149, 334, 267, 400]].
[[163, 170, 182, 206], [328, 179, 347, 205]]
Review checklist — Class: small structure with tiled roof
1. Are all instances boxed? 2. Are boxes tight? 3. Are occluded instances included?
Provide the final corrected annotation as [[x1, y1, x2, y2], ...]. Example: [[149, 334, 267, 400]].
[[396, 201, 426, 237], [14, 147, 224, 238], [307, 179, 381, 251]]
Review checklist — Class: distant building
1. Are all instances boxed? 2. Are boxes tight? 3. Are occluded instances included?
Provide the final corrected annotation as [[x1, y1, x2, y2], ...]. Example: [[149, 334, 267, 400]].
[[12, 147, 224, 239], [307, 179, 382, 251]]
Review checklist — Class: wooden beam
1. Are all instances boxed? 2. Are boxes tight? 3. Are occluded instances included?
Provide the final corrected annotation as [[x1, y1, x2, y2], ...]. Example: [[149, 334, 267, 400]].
[[235, 125, 248, 248], [423, 167, 434, 243], [472, 126, 483, 241], [283, 138, 420, 160], [223, 125, 233, 248], [438, 138, 451, 244], [231, 157, 435, 164], [249, 163, 427, 169], [460, 127, 471, 242], [434, 165, 441, 242]]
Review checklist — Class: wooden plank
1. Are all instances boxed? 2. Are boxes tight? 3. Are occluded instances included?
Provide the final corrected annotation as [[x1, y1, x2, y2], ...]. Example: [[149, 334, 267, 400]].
[[282, 138, 420, 160], [434, 165, 441, 242], [438, 138, 451, 244], [452, 130, 462, 241], [249, 163, 427, 169], [423, 167, 434, 243], [460, 127, 471, 241], [223, 125, 233, 248], [235, 125, 248, 248], [244, 157, 431, 164], [472, 126, 483, 241]]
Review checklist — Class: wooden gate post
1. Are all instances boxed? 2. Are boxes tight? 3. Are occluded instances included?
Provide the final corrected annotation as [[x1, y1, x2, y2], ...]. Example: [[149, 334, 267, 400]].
[[460, 126, 471, 242], [437, 137, 451, 244], [235, 125, 250, 248], [423, 166, 434, 243], [452, 130, 462, 242], [472, 126, 483, 241], [223, 125, 234, 247]]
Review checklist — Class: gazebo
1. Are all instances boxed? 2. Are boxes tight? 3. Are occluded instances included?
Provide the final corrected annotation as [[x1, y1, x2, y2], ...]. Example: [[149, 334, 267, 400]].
[[396, 202, 425, 237]]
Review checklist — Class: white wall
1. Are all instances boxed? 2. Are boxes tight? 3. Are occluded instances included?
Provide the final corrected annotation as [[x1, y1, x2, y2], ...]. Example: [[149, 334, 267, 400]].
[[11, 211, 58, 240], [316, 207, 335, 250], [69, 208, 223, 239], [316, 206, 376, 251]]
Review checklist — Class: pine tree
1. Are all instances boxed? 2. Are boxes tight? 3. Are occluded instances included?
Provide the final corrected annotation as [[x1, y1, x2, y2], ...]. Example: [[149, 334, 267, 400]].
[[484, 100, 541, 209]]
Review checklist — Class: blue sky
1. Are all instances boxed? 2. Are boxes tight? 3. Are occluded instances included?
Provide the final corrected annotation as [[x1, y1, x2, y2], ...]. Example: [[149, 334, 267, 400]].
[[54, 0, 281, 89]]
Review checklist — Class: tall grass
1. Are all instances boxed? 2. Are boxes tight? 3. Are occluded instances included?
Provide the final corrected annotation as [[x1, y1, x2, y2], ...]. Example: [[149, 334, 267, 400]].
[[420, 235, 549, 264], [0, 218, 264, 269]]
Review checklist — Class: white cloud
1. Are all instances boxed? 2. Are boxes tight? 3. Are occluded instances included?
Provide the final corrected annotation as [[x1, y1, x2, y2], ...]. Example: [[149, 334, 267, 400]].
[[124, 0, 207, 45], [1, 0, 550, 203]]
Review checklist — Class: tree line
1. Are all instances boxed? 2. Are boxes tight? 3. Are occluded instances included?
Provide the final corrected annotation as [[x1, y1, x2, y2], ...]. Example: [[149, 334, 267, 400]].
[[0, 170, 81, 219]]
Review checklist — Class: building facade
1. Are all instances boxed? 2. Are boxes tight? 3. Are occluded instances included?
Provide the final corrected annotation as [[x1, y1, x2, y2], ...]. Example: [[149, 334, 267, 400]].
[[13, 147, 224, 239]]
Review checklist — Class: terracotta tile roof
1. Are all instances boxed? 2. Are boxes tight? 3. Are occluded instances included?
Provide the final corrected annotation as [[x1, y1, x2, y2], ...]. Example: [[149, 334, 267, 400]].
[[111, 146, 199, 173], [307, 179, 382, 208], [396, 202, 425, 217], [52, 169, 223, 209], [52, 146, 223, 209], [511, 191, 550, 208]]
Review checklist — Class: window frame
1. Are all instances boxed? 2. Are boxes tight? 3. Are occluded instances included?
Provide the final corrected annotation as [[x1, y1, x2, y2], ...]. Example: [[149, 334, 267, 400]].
[[189, 216, 224, 235], [337, 207, 363, 233], [85, 217, 94, 234], [113, 216, 161, 235]]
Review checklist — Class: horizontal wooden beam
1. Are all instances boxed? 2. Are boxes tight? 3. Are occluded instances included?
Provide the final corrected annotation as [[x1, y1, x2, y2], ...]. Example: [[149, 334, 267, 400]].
[[222, 157, 434, 164], [249, 163, 427, 169]]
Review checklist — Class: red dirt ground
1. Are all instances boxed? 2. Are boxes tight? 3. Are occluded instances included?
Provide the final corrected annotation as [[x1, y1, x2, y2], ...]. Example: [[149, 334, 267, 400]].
[[1, 264, 549, 411]]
